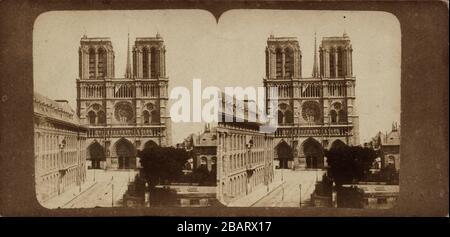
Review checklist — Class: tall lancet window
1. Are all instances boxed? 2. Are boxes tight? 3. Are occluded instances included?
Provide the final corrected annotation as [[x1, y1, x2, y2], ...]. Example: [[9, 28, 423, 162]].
[[265, 48, 269, 78], [329, 48, 336, 78], [88, 48, 96, 79], [97, 47, 107, 79], [338, 110, 347, 123], [284, 47, 294, 78], [319, 50, 324, 77], [142, 48, 149, 78], [88, 111, 96, 125], [275, 48, 283, 79], [142, 110, 150, 124], [330, 110, 337, 123], [337, 47, 344, 77], [151, 47, 159, 78]]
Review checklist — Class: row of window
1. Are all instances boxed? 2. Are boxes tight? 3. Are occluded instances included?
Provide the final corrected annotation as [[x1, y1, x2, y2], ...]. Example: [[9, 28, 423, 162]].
[[88, 48, 108, 79], [225, 167, 271, 198], [139, 48, 160, 78], [87, 109, 160, 125], [226, 150, 266, 172], [39, 150, 82, 172], [35, 132, 81, 156], [218, 134, 267, 151], [35, 131, 85, 173], [319, 48, 351, 78], [268, 47, 352, 79], [275, 48, 295, 78], [277, 111, 347, 124]]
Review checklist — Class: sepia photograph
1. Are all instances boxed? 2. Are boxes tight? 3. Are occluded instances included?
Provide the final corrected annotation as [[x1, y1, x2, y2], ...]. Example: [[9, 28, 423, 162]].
[[32, 9, 401, 210]]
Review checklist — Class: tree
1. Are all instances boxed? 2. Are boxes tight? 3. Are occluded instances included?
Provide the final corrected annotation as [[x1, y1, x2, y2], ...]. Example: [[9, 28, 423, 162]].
[[378, 164, 399, 184], [325, 144, 378, 186], [139, 146, 190, 187], [191, 165, 211, 184]]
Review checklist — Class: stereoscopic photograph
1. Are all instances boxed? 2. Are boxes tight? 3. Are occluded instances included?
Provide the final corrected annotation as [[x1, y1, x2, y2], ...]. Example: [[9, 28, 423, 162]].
[[32, 9, 401, 210]]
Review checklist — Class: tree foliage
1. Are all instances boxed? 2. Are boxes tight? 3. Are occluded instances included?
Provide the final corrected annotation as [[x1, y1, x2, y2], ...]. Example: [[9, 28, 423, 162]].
[[139, 146, 191, 187], [188, 165, 216, 185], [325, 144, 378, 186]]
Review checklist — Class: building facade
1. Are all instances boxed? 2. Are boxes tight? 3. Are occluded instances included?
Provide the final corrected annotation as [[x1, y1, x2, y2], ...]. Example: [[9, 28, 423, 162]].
[[372, 123, 400, 171], [76, 34, 172, 170], [192, 124, 218, 172], [34, 92, 88, 205], [263, 33, 359, 169], [216, 95, 275, 205]]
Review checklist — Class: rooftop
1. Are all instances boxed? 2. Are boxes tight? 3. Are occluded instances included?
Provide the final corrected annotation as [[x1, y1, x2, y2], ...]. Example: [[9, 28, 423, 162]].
[[33, 92, 82, 126], [323, 32, 350, 40], [267, 36, 298, 41], [193, 126, 218, 147], [80, 36, 112, 42]]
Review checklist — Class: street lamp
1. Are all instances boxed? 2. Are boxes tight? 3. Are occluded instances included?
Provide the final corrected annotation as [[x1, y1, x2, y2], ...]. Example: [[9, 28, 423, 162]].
[[245, 138, 254, 196], [79, 149, 82, 193], [57, 137, 66, 196], [299, 184, 302, 207], [144, 182, 150, 207], [111, 176, 114, 207]]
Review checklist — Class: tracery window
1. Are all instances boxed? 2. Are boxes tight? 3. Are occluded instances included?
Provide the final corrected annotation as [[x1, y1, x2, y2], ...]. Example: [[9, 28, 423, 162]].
[[275, 48, 283, 79], [284, 48, 294, 78], [150, 48, 159, 78], [142, 48, 149, 78], [330, 48, 336, 78], [337, 47, 345, 77], [88, 111, 96, 125], [88, 48, 96, 79], [97, 47, 107, 79]]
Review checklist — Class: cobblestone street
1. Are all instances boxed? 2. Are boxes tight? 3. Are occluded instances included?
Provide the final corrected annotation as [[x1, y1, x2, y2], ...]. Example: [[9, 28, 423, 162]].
[[42, 169, 137, 209], [252, 169, 325, 207]]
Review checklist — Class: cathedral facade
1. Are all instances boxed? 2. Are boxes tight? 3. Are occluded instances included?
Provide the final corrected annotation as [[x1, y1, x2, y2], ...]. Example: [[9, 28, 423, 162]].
[[76, 34, 171, 170], [264, 33, 359, 169]]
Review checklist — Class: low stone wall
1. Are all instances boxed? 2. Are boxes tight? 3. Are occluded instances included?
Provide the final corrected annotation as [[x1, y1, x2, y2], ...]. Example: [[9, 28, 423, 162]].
[[311, 192, 332, 207]]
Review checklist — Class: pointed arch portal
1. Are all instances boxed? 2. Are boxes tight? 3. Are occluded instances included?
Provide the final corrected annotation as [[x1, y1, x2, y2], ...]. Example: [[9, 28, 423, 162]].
[[115, 138, 136, 169], [87, 141, 105, 169], [276, 141, 293, 169], [303, 137, 324, 169]]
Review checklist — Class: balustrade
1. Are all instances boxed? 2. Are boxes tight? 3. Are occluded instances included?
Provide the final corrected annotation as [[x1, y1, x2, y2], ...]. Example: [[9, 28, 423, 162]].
[[274, 126, 352, 137], [87, 126, 164, 138]]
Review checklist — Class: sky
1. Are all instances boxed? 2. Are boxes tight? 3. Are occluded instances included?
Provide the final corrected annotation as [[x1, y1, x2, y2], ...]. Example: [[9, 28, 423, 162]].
[[33, 10, 401, 144]]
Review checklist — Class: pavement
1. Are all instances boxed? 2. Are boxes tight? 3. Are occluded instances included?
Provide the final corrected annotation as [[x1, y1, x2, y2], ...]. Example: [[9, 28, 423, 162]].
[[252, 169, 325, 207], [227, 170, 285, 207], [41, 169, 137, 209]]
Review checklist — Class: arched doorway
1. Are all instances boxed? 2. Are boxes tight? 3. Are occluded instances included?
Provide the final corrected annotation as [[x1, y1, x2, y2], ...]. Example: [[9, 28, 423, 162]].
[[303, 137, 324, 169], [143, 140, 158, 150], [276, 141, 293, 169], [87, 141, 105, 169], [115, 138, 136, 169], [331, 139, 346, 149]]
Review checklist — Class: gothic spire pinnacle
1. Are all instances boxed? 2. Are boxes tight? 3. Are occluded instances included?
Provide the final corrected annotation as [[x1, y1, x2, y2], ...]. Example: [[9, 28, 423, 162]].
[[312, 32, 319, 78], [125, 32, 133, 79]]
